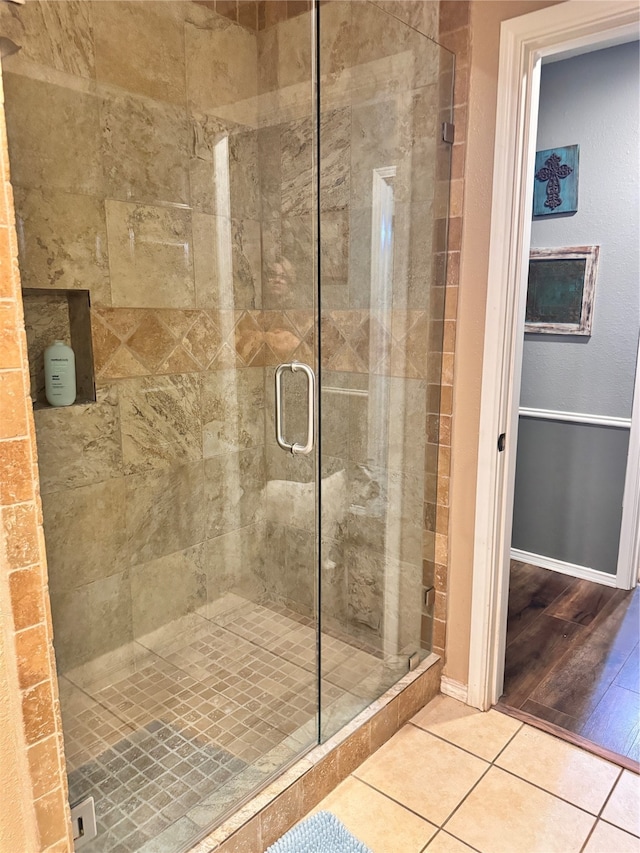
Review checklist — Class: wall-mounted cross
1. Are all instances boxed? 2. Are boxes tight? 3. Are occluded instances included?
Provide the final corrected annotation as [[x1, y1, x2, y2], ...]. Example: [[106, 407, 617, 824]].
[[535, 152, 573, 211]]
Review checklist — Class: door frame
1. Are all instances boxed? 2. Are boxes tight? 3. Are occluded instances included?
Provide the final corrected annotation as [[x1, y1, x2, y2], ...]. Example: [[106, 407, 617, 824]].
[[467, 0, 640, 712]]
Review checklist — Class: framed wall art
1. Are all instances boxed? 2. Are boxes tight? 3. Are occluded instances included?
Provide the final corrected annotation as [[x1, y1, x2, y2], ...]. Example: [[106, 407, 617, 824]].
[[525, 245, 600, 335], [533, 145, 579, 216]]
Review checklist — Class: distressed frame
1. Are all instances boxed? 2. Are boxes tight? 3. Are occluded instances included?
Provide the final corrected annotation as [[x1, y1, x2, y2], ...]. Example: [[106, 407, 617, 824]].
[[525, 244, 599, 335]]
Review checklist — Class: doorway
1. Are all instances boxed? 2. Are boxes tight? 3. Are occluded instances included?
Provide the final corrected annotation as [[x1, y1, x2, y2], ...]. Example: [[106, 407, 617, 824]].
[[467, 0, 640, 745], [494, 39, 640, 763]]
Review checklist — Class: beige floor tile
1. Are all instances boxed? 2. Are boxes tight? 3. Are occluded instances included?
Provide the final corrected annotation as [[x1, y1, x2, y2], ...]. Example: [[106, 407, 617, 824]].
[[601, 770, 640, 837], [445, 766, 595, 853], [425, 830, 477, 852], [354, 725, 488, 825], [312, 776, 437, 853], [496, 725, 620, 814], [412, 695, 522, 761], [583, 820, 640, 852]]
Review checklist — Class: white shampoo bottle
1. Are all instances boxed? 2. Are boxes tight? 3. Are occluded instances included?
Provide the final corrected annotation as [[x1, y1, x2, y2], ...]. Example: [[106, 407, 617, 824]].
[[44, 340, 76, 407]]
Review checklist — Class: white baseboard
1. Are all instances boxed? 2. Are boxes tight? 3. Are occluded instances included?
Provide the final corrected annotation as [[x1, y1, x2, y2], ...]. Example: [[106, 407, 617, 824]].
[[510, 548, 617, 587], [440, 675, 468, 704]]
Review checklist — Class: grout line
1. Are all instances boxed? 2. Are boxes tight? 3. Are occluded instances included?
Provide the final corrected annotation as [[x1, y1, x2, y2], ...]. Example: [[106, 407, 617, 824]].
[[438, 762, 492, 832], [406, 718, 521, 765], [350, 774, 442, 829], [492, 763, 613, 819], [598, 815, 640, 840], [595, 768, 624, 820], [490, 719, 524, 763], [423, 828, 483, 853]]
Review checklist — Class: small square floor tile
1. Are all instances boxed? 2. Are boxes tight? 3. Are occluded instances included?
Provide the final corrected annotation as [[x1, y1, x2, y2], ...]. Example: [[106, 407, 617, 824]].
[[411, 696, 522, 761], [583, 820, 640, 852], [601, 770, 640, 837], [445, 766, 595, 853], [313, 776, 437, 853], [496, 725, 620, 814], [354, 725, 488, 826]]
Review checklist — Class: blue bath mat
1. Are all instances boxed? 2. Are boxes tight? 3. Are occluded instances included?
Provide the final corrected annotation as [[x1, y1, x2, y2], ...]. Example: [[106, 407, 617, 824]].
[[265, 811, 373, 853]]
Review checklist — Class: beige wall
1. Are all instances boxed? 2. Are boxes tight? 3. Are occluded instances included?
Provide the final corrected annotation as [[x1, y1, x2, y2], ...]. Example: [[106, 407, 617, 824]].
[[445, 0, 563, 686]]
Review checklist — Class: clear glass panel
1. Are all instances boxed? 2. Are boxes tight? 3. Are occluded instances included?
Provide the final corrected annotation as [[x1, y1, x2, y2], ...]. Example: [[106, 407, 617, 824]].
[[1, 2, 317, 850], [317, 2, 454, 740], [1, 0, 452, 844]]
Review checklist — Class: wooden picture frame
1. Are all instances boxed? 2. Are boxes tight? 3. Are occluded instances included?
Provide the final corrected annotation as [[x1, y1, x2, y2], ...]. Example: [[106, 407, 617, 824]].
[[525, 245, 600, 335]]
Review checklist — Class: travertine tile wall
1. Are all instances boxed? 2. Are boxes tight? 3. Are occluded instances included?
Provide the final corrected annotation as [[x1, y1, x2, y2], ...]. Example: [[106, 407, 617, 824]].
[[0, 0, 272, 680], [432, 0, 470, 659], [0, 62, 73, 853]]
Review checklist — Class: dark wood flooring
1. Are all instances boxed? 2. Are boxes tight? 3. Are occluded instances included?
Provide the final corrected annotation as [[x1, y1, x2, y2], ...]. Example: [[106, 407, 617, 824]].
[[497, 561, 640, 771]]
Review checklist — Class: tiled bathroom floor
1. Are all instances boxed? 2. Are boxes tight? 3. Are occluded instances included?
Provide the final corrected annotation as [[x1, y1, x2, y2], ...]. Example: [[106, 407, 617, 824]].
[[309, 695, 640, 853], [60, 595, 406, 852]]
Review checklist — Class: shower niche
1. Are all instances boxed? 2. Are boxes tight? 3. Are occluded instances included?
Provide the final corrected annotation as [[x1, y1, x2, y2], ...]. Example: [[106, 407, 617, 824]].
[[22, 288, 96, 407]]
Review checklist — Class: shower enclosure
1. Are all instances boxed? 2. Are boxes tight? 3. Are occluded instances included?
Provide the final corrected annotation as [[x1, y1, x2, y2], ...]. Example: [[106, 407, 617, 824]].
[[0, 1, 453, 850]]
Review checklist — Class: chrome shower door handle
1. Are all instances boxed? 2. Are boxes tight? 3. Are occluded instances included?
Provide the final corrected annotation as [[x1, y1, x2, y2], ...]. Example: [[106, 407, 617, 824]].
[[275, 361, 316, 455]]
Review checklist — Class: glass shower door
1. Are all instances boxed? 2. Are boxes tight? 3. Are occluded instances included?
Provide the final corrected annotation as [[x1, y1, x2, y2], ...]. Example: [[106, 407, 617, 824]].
[[317, 2, 454, 739]]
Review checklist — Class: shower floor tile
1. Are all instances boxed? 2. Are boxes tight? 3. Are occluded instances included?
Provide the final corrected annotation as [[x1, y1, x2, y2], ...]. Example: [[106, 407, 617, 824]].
[[67, 719, 246, 853], [60, 596, 407, 852]]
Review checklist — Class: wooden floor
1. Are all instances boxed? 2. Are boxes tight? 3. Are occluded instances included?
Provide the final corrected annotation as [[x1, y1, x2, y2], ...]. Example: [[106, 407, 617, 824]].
[[498, 561, 640, 770]]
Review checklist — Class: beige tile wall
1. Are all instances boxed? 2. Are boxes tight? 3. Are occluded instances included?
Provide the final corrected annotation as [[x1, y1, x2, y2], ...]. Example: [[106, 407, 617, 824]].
[[0, 66, 73, 853], [2, 0, 272, 679]]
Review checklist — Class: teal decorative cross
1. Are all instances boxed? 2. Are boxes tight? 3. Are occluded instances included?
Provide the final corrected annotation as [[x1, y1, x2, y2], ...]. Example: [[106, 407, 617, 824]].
[[535, 152, 573, 211]]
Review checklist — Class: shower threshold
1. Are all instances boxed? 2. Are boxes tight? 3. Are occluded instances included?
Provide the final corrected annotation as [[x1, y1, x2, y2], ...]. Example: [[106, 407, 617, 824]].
[[59, 596, 407, 853]]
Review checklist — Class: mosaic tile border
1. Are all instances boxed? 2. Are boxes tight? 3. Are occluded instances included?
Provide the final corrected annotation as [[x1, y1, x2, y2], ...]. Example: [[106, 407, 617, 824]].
[[90, 307, 434, 381]]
